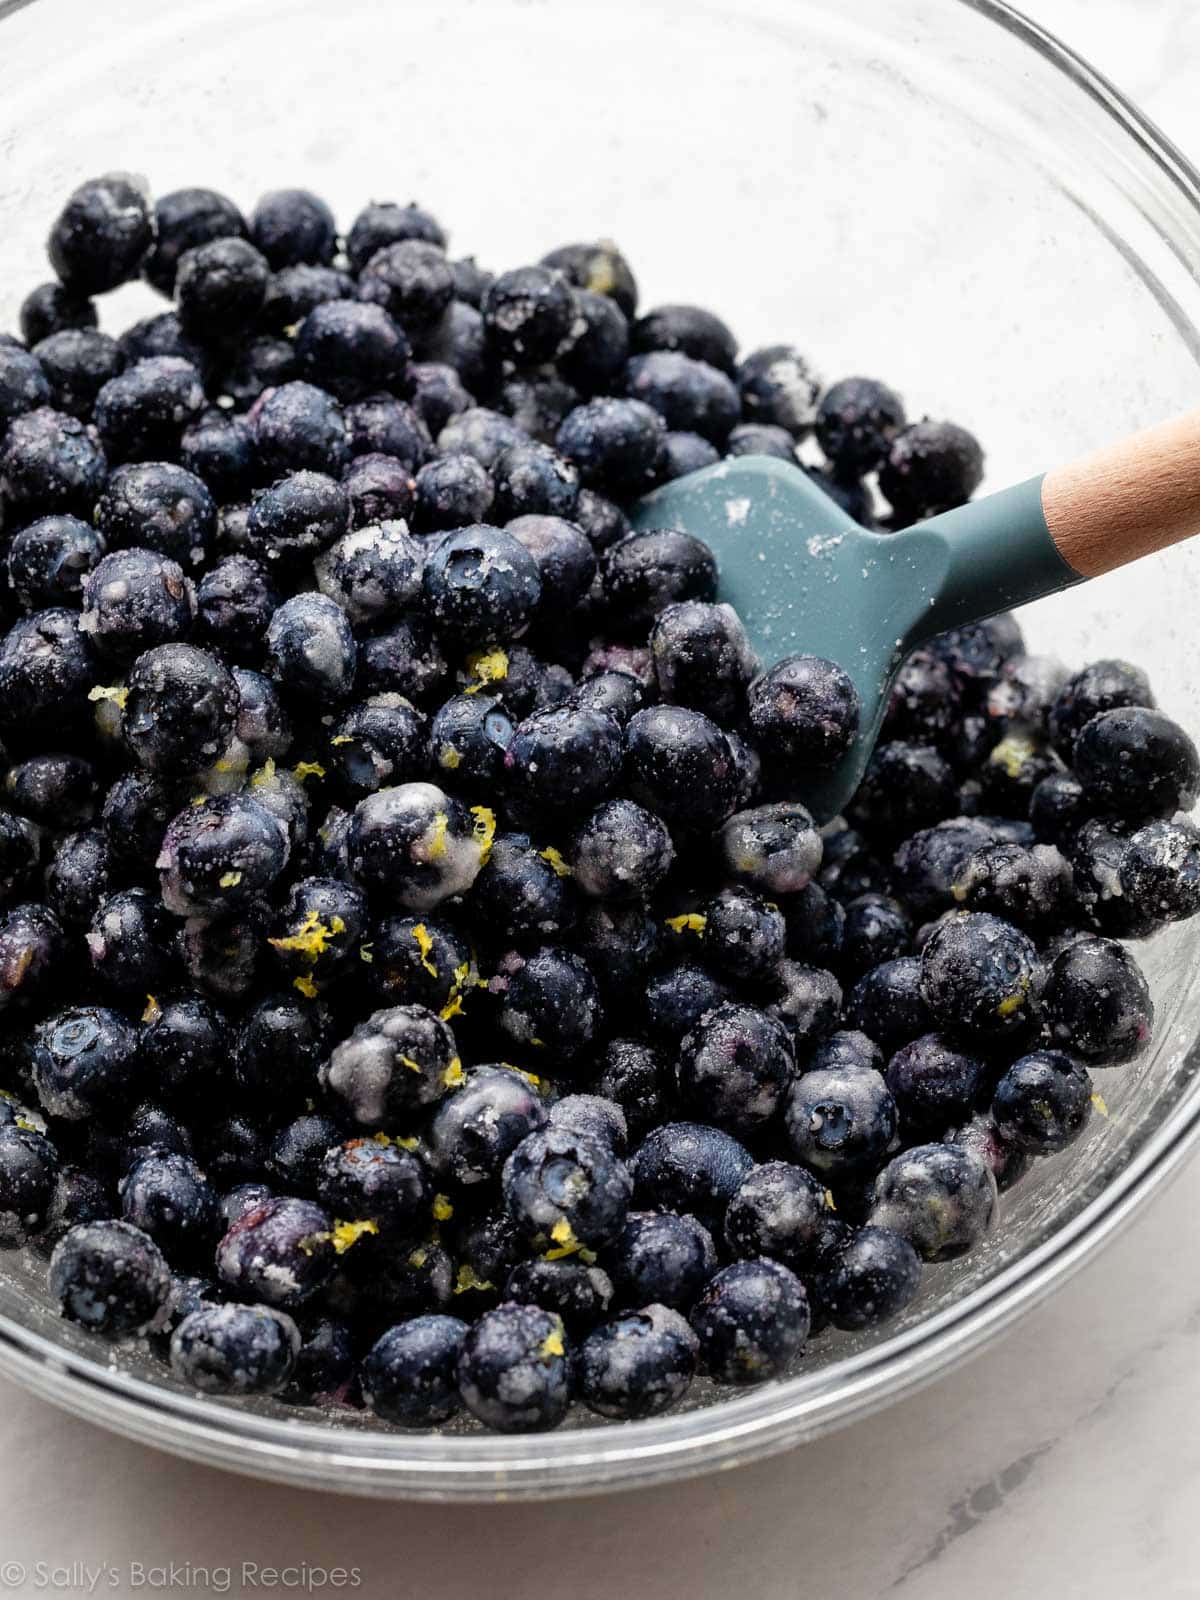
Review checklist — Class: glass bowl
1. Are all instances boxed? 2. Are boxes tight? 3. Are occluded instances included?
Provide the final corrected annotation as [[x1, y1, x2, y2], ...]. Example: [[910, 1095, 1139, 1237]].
[[2, 0, 1200, 1502]]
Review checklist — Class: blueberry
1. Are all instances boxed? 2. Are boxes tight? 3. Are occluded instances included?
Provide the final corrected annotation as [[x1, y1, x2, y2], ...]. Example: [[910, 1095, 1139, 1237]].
[[503, 705, 623, 817], [117, 311, 205, 372], [625, 705, 739, 833], [321, 1003, 460, 1126], [884, 1033, 989, 1139], [195, 1116, 268, 1188], [194, 558, 277, 661], [468, 832, 578, 945], [724, 422, 796, 461], [176, 236, 270, 338], [1074, 706, 1199, 820], [358, 238, 454, 332], [920, 911, 1038, 1041], [851, 741, 958, 838], [990, 1050, 1093, 1154], [690, 1258, 809, 1385], [839, 893, 913, 981], [318, 1138, 431, 1235], [1048, 659, 1155, 759], [596, 1041, 668, 1145], [570, 670, 645, 728], [177, 900, 268, 1002], [556, 289, 630, 395], [251, 380, 349, 477], [4, 751, 94, 829], [491, 441, 579, 522], [247, 472, 350, 567], [1041, 936, 1152, 1066], [495, 945, 603, 1062], [640, 960, 728, 1043], [143, 186, 248, 295], [747, 654, 860, 770], [1, 406, 108, 516], [724, 1161, 830, 1271], [659, 431, 721, 479], [119, 1150, 219, 1258], [281, 1316, 357, 1405], [428, 1065, 547, 1187], [417, 301, 490, 391], [100, 772, 179, 881], [814, 1225, 922, 1330], [504, 1256, 615, 1335], [1119, 818, 1200, 923], [556, 397, 665, 493], [267, 875, 367, 990], [85, 887, 177, 994], [218, 337, 300, 410], [32, 328, 123, 420], [0, 903, 65, 1013], [869, 1142, 997, 1261], [784, 1060, 897, 1180], [0, 1124, 60, 1245], [345, 395, 431, 468], [406, 363, 474, 439], [78, 549, 195, 664], [43, 827, 112, 928], [631, 1121, 753, 1234], [295, 301, 410, 402], [625, 351, 740, 443], [139, 993, 229, 1109], [944, 1113, 1030, 1192], [891, 818, 998, 918], [178, 410, 258, 501], [1029, 771, 1090, 848], [734, 345, 822, 437], [49, 1218, 171, 1336], [675, 1002, 794, 1135], [263, 1115, 341, 1197], [18, 282, 97, 347], [344, 452, 419, 530], [812, 376, 905, 476], [170, 1302, 300, 1395], [845, 956, 932, 1052], [650, 600, 756, 725], [348, 782, 489, 909], [578, 1304, 698, 1420], [505, 515, 596, 612], [216, 1196, 335, 1307], [714, 804, 820, 900], [540, 241, 638, 317], [232, 992, 330, 1108], [32, 1005, 140, 1122], [346, 201, 447, 273], [879, 419, 984, 523], [480, 266, 574, 367], [156, 793, 287, 916], [412, 453, 493, 534], [632, 304, 737, 376], [422, 524, 542, 643], [362, 1314, 468, 1426], [264, 592, 357, 701], [601, 529, 717, 631], [572, 487, 630, 552], [884, 650, 962, 744], [47, 174, 154, 294], [94, 357, 205, 464], [456, 1303, 572, 1432], [978, 732, 1060, 817], [41, 1163, 115, 1244], [97, 461, 217, 570], [950, 841, 1073, 931], [0, 344, 51, 430], [249, 189, 336, 269]]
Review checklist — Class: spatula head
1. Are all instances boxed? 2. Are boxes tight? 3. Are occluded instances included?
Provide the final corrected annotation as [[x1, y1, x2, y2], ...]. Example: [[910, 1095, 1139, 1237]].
[[631, 457, 944, 821]]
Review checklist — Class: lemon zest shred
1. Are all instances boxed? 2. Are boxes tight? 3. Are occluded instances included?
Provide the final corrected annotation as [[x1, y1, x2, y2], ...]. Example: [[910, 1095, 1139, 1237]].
[[269, 908, 344, 959], [399, 1055, 424, 1074], [141, 995, 161, 1024], [439, 746, 462, 770], [1091, 1092, 1111, 1118], [394, 1135, 420, 1152], [219, 870, 242, 888], [432, 1194, 454, 1222], [292, 760, 326, 783], [359, 943, 374, 964], [330, 1219, 378, 1254], [454, 1264, 493, 1294], [665, 912, 707, 935], [408, 1247, 428, 1269], [538, 1326, 565, 1360], [470, 805, 497, 863], [330, 734, 353, 747], [824, 1190, 837, 1211], [425, 811, 450, 861], [539, 846, 572, 878], [440, 992, 465, 1021], [293, 973, 319, 999], [463, 648, 509, 693], [442, 1057, 466, 1088], [88, 685, 128, 708], [249, 758, 277, 789], [411, 923, 439, 977]]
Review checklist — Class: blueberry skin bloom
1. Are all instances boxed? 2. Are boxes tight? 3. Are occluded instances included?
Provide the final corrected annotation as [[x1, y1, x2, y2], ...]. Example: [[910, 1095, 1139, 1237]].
[[502, 1126, 633, 1250], [504, 706, 624, 817], [991, 1050, 1094, 1154], [122, 643, 239, 777], [609, 1210, 717, 1313], [1041, 936, 1153, 1066], [265, 592, 358, 701], [718, 802, 823, 896], [0, 1125, 60, 1246], [456, 1304, 572, 1433], [690, 1259, 810, 1386], [676, 1002, 796, 1135], [47, 174, 154, 294], [170, 1303, 300, 1395], [869, 1142, 998, 1262], [724, 1161, 830, 1272], [570, 798, 674, 901], [884, 1033, 990, 1140], [784, 1064, 897, 1181], [362, 1315, 469, 1426], [48, 1219, 171, 1337], [119, 1151, 219, 1260], [578, 1305, 699, 1420], [1119, 818, 1200, 923], [746, 653, 861, 769], [625, 705, 740, 832], [421, 525, 543, 643], [215, 1196, 335, 1308], [814, 1225, 922, 1331], [1073, 706, 1200, 820], [321, 1004, 460, 1126], [919, 910, 1038, 1041], [31, 1005, 141, 1122]]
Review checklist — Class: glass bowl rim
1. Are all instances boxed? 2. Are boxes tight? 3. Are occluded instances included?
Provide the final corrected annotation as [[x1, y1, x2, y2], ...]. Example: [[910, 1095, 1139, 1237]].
[[1, 0, 1200, 1500]]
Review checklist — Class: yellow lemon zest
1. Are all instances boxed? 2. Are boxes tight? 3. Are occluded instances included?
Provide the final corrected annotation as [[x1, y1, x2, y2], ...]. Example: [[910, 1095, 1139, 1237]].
[[454, 1264, 493, 1294], [539, 846, 572, 878], [411, 923, 439, 977], [141, 995, 161, 1024], [470, 805, 497, 863], [463, 648, 509, 693], [190, 796, 208, 808], [997, 978, 1029, 1019], [330, 1219, 378, 1254], [505, 1064, 545, 1091], [665, 912, 707, 935], [292, 760, 326, 783], [359, 943, 374, 964], [330, 734, 353, 747], [394, 1135, 420, 1152], [432, 1194, 454, 1222], [249, 758, 277, 789], [824, 1190, 837, 1211], [538, 1327, 565, 1360], [1091, 1092, 1111, 1118], [293, 973, 319, 999], [408, 1247, 428, 1269], [989, 734, 1035, 782], [399, 1055, 424, 1074], [439, 961, 475, 1023], [440, 992, 465, 1021], [219, 870, 242, 888], [439, 746, 462, 770], [442, 1057, 466, 1088], [88, 685, 128, 708], [269, 909, 345, 959], [425, 811, 450, 861]]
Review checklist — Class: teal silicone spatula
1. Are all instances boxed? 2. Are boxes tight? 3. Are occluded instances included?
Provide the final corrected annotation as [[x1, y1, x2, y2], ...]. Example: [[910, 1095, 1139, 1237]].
[[631, 407, 1200, 821]]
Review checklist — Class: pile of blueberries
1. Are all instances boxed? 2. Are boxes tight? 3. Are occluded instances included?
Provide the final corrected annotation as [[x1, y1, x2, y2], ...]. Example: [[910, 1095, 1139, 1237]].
[[0, 176, 1197, 1435]]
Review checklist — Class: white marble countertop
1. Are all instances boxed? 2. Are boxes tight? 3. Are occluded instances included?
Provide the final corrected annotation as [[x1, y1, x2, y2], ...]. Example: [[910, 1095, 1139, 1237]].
[[3, 3, 1200, 1596]]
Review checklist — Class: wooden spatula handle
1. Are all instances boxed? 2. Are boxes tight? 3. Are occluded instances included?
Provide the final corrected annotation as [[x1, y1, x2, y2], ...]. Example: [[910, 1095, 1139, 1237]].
[[1042, 406, 1200, 577]]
